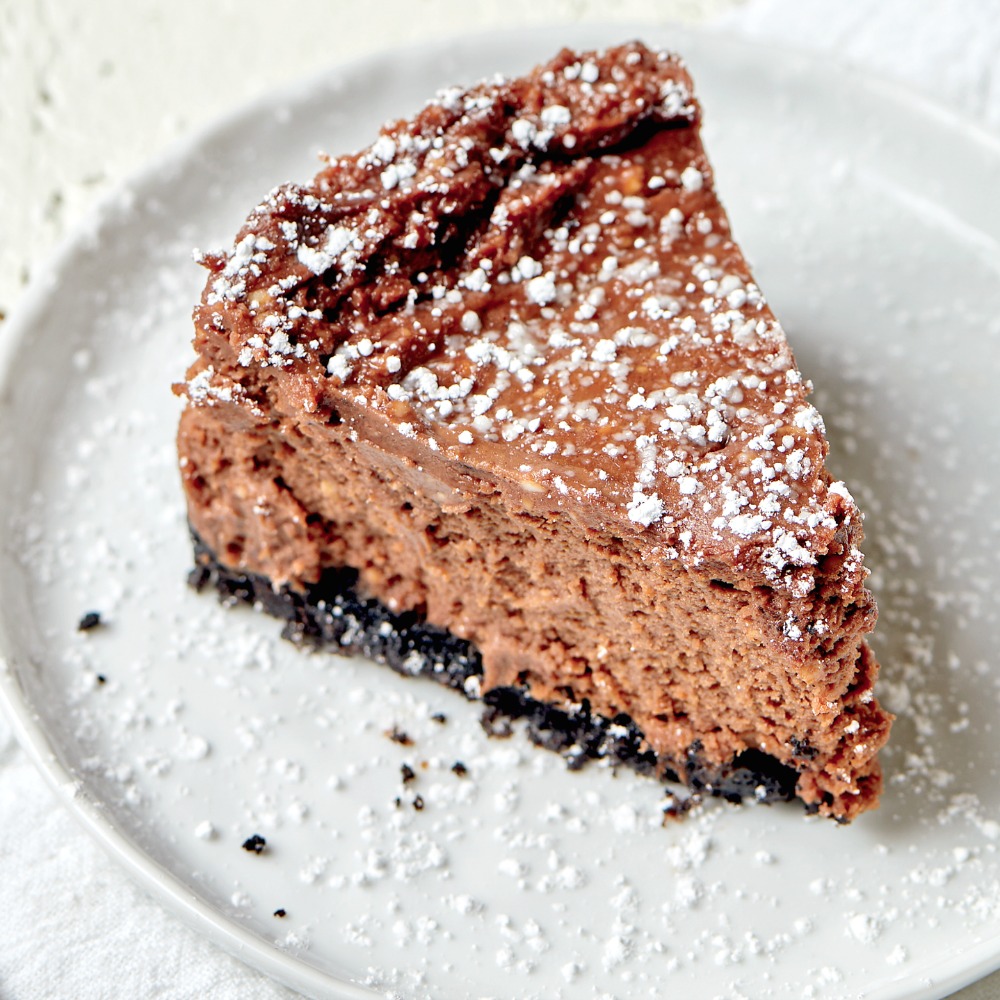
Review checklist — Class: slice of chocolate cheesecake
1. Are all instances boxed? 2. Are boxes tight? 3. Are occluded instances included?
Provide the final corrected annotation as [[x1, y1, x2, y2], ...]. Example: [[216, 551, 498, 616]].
[[177, 42, 892, 821]]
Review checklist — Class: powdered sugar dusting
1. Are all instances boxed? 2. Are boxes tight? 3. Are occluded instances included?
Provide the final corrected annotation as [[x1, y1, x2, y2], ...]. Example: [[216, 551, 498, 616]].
[[2, 29, 1000, 1000]]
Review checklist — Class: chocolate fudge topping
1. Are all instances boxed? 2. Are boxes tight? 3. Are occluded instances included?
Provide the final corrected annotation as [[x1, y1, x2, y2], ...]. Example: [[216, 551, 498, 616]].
[[177, 42, 893, 820]]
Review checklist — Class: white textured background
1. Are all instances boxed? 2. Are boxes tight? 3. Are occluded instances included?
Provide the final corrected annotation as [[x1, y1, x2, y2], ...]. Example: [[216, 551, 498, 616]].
[[2, 1, 999, 997]]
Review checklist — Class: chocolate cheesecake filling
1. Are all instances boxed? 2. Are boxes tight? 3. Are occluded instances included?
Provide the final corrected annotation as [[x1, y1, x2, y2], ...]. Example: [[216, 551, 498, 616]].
[[177, 42, 892, 821], [180, 392, 885, 820]]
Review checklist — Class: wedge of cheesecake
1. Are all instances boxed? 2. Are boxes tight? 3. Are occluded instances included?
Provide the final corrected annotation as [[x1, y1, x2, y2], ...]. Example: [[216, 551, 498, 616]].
[[177, 42, 892, 821]]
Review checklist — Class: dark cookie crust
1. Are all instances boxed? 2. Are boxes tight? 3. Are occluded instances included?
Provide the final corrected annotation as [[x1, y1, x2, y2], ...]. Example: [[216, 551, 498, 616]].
[[190, 531, 807, 814]]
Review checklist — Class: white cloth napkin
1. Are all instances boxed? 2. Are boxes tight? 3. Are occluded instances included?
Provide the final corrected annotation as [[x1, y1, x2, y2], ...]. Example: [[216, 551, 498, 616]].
[[2, 3, 998, 998]]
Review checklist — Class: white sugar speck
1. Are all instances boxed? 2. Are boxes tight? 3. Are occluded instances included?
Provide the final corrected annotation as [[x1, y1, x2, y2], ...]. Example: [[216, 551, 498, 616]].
[[680, 165, 704, 191], [847, 913, 881, 944], [627, 491, 664, 527]]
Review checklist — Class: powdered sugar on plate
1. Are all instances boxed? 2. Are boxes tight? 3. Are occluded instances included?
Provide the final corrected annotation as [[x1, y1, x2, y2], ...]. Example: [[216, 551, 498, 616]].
[[1, 28, 999, 1000]]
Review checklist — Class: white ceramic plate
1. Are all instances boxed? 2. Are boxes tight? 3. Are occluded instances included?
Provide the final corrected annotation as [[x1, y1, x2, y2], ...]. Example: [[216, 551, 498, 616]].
[[2, 24, 1000, 1000]]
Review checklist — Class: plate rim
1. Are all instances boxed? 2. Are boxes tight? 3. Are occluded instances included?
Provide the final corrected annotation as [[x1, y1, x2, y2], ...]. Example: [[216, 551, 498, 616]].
[[1, 20, 999, 1000]]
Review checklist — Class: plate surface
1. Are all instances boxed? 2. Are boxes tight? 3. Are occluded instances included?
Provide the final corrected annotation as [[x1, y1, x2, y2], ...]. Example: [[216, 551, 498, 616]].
[[2, 24, 1000, 1000]]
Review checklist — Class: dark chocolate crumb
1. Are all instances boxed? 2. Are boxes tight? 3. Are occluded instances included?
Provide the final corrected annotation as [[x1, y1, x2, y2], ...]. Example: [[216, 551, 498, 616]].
[[241, 834, 267, 854], [78, 611, 102, 632], [451, 761, 468, 777], [662, 791, 701, 823], [96, 674, 107, 685], [431, 712, 448, 724], [413, 794, 425, 811], [400, 763, 416, 784], [273, 908, 286, 918], [187, 562, 212, 591], [386, 726, 413, 746], [479, 705, 513, 739]]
